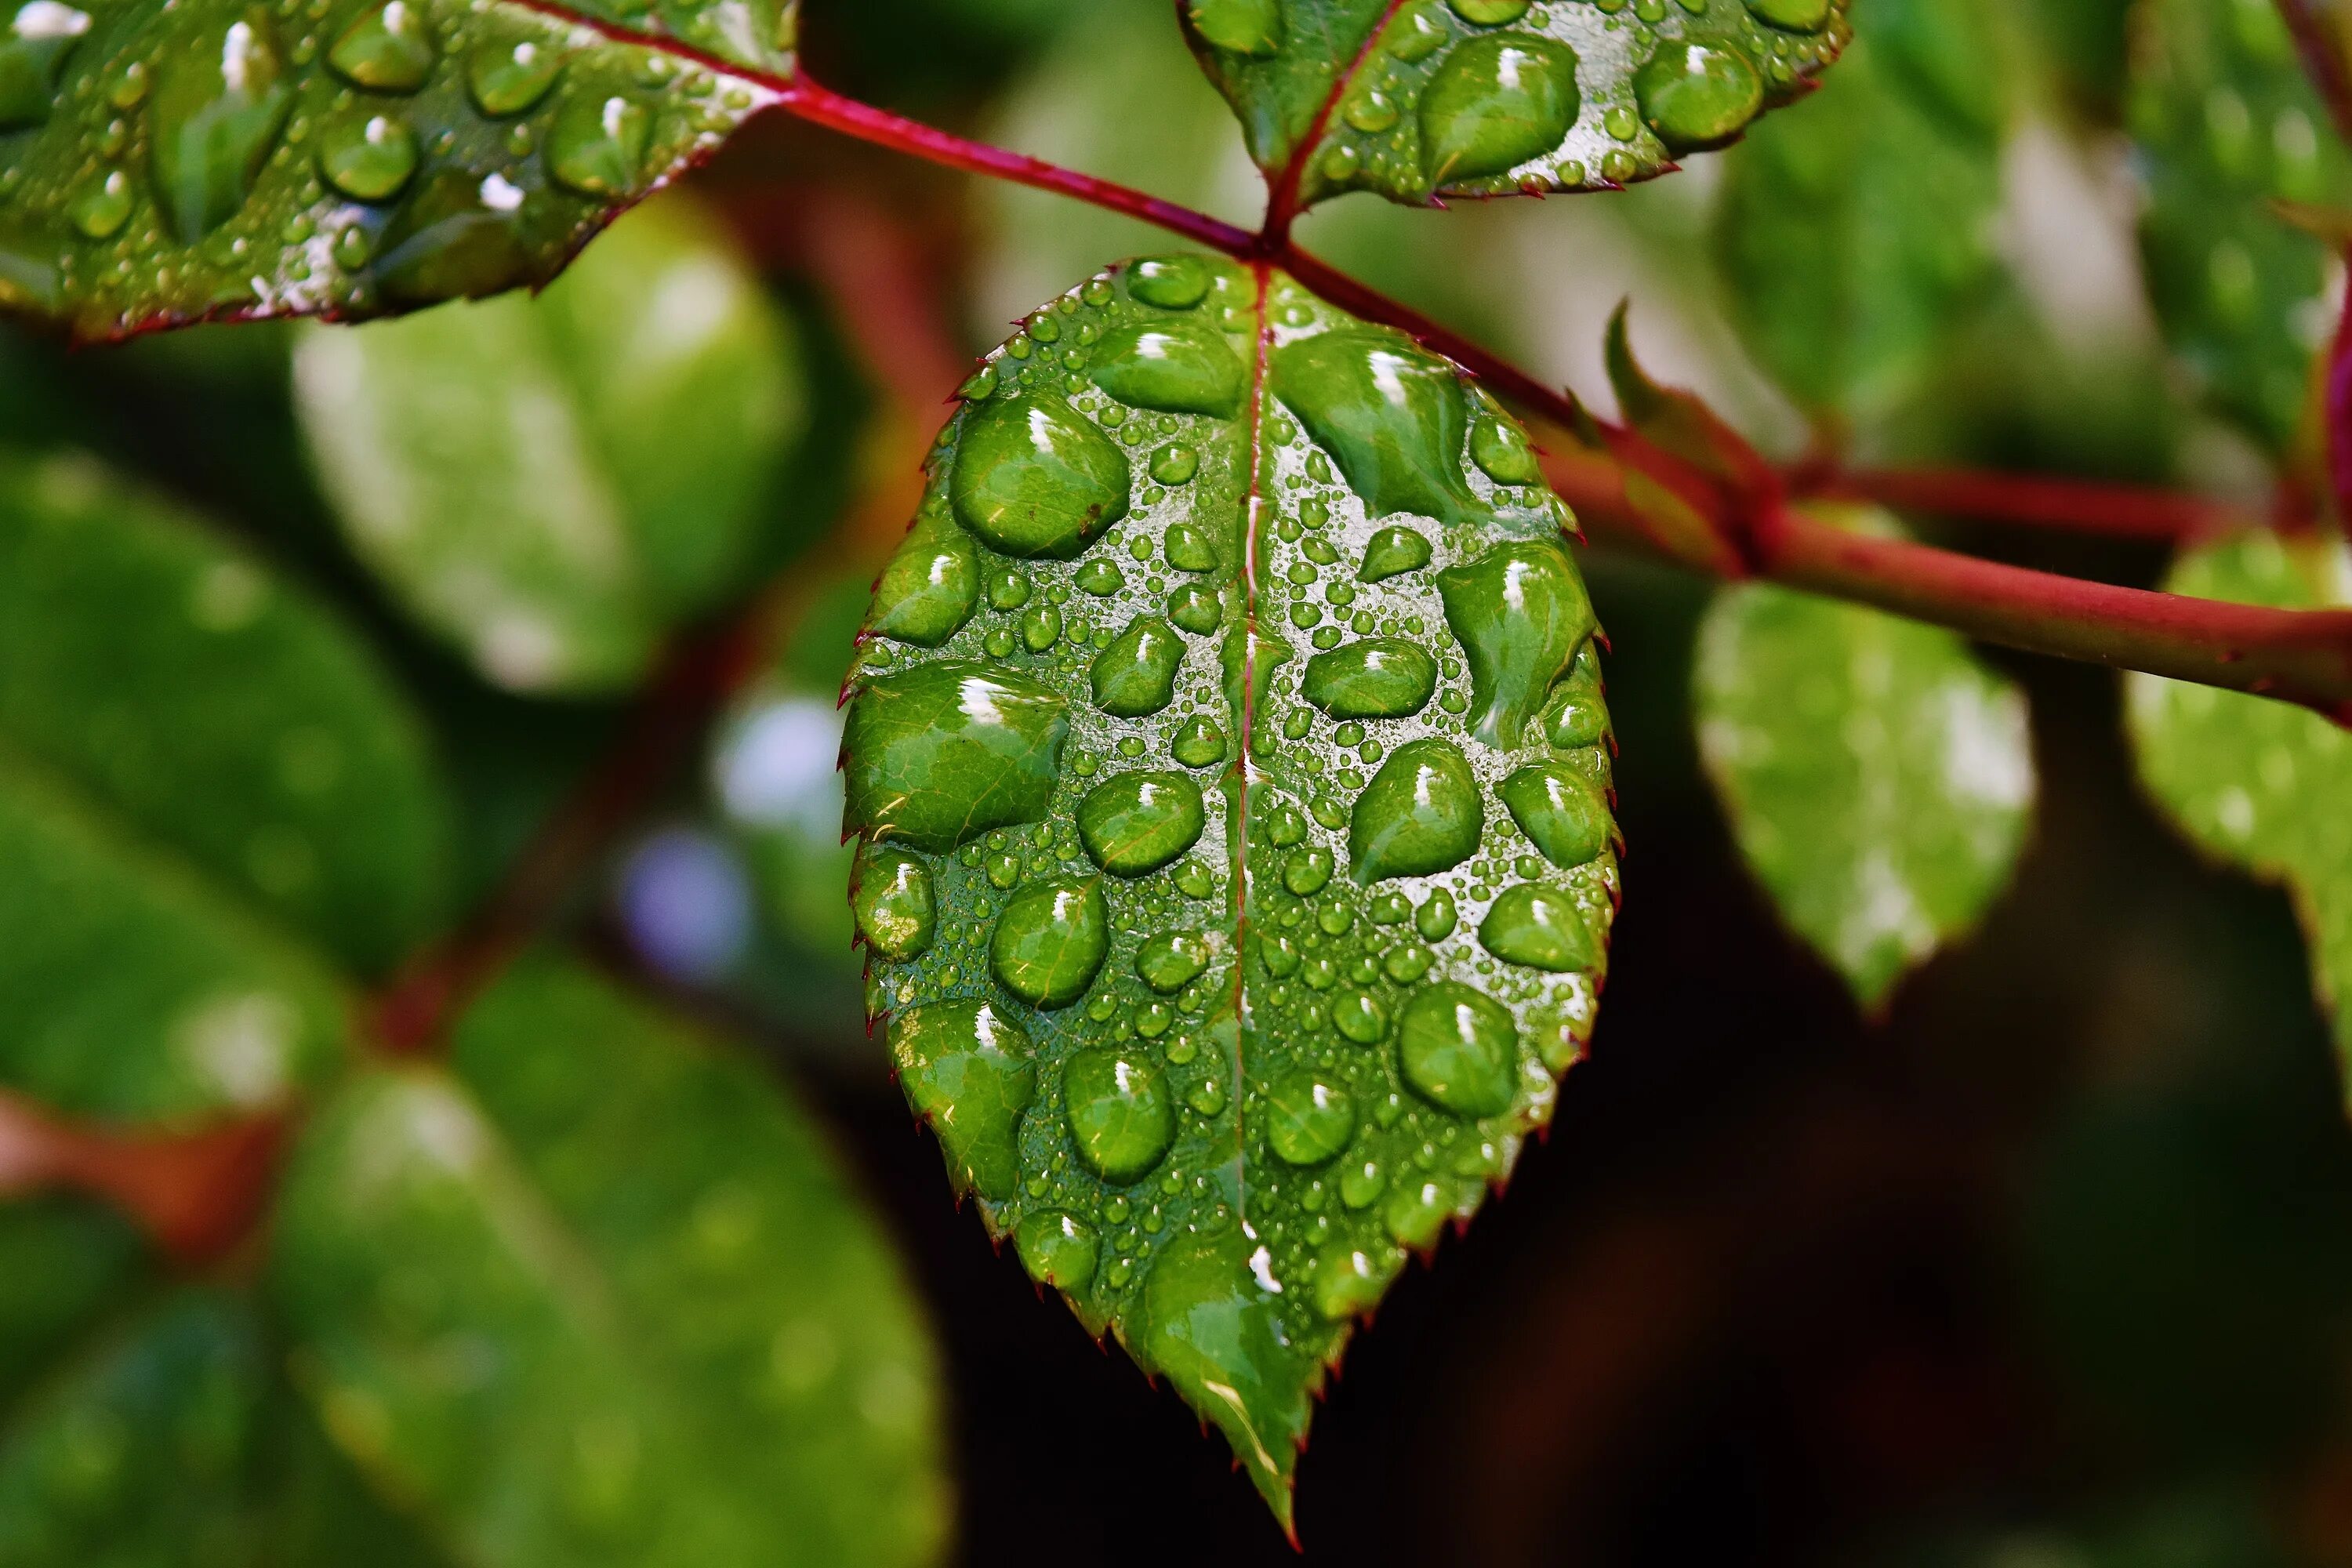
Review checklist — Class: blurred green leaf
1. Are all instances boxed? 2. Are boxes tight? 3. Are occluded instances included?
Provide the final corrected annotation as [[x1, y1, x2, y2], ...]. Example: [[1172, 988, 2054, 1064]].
[[2126, 528, 2352, 1073], [1695, 508, 2037, 1007], [0, 1197, 152, 1410], [1181, 0, 1850, 208], [0, 452, 453, 974], [270, 957, 951, 1568], [1715, 0, 2009, 421], [2131, 0, 2352, 456], [296, 195, 804, 696]]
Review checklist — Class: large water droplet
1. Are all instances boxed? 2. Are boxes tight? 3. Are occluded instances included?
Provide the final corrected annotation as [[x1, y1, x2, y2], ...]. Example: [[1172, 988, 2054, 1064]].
[[1477, 883, 1596, 971], [1165, 522, 1218, 572], [843, 659, 1069, 853], [317, 112, 418, 202], [951, 393, 1131, 560], [1090, 615, 1185, 717], [149, 13, 295, 241], [1544, 683, 1609, 748], [1301, 637, 1437, 720], [1134, 1231, 1308, 1519], [1357, 524, 1432, 583], [548, 89, 649, 197], [1078, 770, 1206, 876], [1450, 0, 1529, 20], [1397, 982, 1518, 1116], [1137, 929, 1211, 992], [468, 35, 561, 115], [1470, 414, 1542, 484], [0, 1, 90, 130], [991, 876, 1109, 1008], [1420, 34, 1581, 185], [327, 0, 434, 92], [1271, 331, 1479, 525], [1128, 254, 1213, 310], [869, 509, 979, 646], [1062, 1046, 1174, 1181], [1017, 1210, 1098, 1290], [1168, 583, 1223, 635], [1385, 1175, 1455, 1248], [1186, 0, 1281, 56], [1333, 989, 1388, 1044], [372, 170, 535, 304], [1499, 761, 1610, 867], [67, 168, 132, 239], [1438, 539, 1593, 750], [890, 999, 1036, 1201], [1172, 716, 1227, 768], [1634, 41, 1764, 152], [1313, 1242, 1394, 1320], [1266, 1069, 1355, 1166], [1090, 322, 1247, 416], [852, 844, 936, 960], [1744, 0, 1831, 31], [1350, 737, 1483, 883]]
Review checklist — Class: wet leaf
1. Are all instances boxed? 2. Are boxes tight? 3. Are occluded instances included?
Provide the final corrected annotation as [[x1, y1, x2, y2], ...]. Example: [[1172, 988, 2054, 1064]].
[[296, 196, 801, 695], [1695, 507, 2035, 1008], [0, 0, 792, 336], [1715, 0, 2008, 419], [2131, 0, 2352, 455], [270, 957, 952, 1568], [2126, 529, 2352, 1076], [843, 254, 1617, 1525], [1181, 0, 1849, 210]]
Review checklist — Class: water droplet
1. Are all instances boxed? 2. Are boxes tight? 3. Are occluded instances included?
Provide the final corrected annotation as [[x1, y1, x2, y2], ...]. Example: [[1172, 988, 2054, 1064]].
[[1341, 1156, 1386, 1208], [1017, 1210, 1098, 1290], [1128, 254, 1213, 310], [317, 111, 418, 202], [149, 14, 295, 241], [1138, 929, 1211, 992], [1333, 989, 1388, 1044], [67, 168, 132, 239], [1438, 539, 1593, 750], [1090, 615, 1185, 717], [1271, 330, 1479, 525], [1470, 414, 1543, 484], [1165, 521, 1218, 572], [1167, 716, 1225, 768], [326, 0, 434, 92], [1074, 557, 1126, 596], [1021, 603, 1062, 652], [1186, 0, 1281, 55], [1345, 88, 1399, 133], [1283, 845, 1334, 895], [1266, 1069, 1355, 1166], [0, 0, 90, 130], [853, 844, 935, 960], [1350, 737, 1483, 882], [1357, 525, 1432, 583], [869, 510, 980, 646], [1499, 761, 1610, 867], [548, 89, 649, 197], [1090, 322, 1248, 416], [1301, 637, 1437, 720], [468, 34, 561, 115], [1078, 770, 1206, 876], [1313, 1243, 1392, 1320], [1167, 583, 1223, 635], [1744, 0, 1829, 31], [1450, 0, 1529, 19], [991, 876, 1109, 1007], [1385, 1176, 1455, 1248], [1478, 882, 1597, 971], [1063, 1046, 1175, 1181], [1398, 982, 1518, 1116], [890, 999, 1035, 1200], [1545, 687, 1608, 748], [371, 169, 533, 303], [1151, 443, 1201, 486], [1386, 2, 1447, 61], [1415, 887, 1457, 941], [1634, 40, 1762, 151], [1421, 34, 1581, 185], [844, 659, 1069, 853], [951, 392, 1131, 559]]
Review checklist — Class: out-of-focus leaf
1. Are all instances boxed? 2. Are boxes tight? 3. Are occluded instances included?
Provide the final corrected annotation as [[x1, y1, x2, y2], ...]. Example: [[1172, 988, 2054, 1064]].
[[2126, 528, 2352, 1072], [845, 254, 1614, 1526], [1881, 1487, 2296, 1568], [0, 452, 453, 973], [0, 0, 789, 336], [270, 958, 951, 1568], [1715, 0, 2009, 419], [1695, 507, 2036, 1007], [2131, 0, 2352, 455], [296, 196, 801, 696], [1182, 0, 1849, 209], [0, 1196, 152, 1409]]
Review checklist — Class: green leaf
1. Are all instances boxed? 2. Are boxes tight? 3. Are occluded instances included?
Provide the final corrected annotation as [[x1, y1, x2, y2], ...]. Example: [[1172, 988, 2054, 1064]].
[[1182, 0, 1849, 210], [0, 0, 791, 335], [270, 957, 951, 1568], [0, 452, 453, 973], [1714, 0, 2008, 419], [1693, 507, 2035, 1008], [295, 195, 801, 695], [2130, 0, 2352, 454], [0, 1196, 153, 1410], [2125, 529, 2352, 1075], [844, 254, 1617, 1525]]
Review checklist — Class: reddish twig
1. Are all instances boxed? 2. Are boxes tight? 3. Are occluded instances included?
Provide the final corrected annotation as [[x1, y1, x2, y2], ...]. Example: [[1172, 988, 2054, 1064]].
[[2328, 267, 2352, 536], [0, 1093, 283, 1263], [1798, 466, 2255, 543]]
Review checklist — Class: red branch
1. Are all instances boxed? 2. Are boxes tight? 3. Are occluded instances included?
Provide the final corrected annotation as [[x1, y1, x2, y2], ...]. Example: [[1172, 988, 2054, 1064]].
[[0, 1093, 282, 1262], [2276, 0, 2352, 145], [1797, 466, 2255, 543]]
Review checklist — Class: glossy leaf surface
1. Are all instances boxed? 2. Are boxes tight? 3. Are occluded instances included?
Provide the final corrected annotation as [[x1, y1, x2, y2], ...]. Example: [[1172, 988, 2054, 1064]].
[[2127, 530, 2352, 1073], [296, 196, 800, 695], [1695, 508, 2035, 1008], [1714, 0, 2006, 419], [845, 254, 1616, 1523], [0, 0, 789, 336], [270, 958, 951, 1567], [2130, 0, 2352, 453], [1182, 0, 1849, 209]]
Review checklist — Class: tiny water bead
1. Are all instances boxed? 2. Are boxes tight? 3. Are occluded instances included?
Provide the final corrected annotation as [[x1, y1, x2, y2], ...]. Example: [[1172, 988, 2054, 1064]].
[[1063, 1047, 1177, 1183], [1634, 40, 1765, 152], [1163, 521, 1217, 571], [468, 34, 563, 116], [851, 846, 936, 961], [318, 113, 419, 203], [1332, 989, 1389, 1044], [1470, 414, 1544, 485], [1419, 35, 1581, 186], [1076, 771, 1206, 877], [951, 393, 1131, 559], [328, 0, 435, 92], [67, 169, 132, 239], [549, 90, 652, 198], [989, 876, 1109, 1007], [1313, 1243, 1393, 1321], [890, 1000, 1036, 1202], [1171, 715, 1227, 768], [1149, 444, 1201, 487], [1167, 582, 1222, 635]]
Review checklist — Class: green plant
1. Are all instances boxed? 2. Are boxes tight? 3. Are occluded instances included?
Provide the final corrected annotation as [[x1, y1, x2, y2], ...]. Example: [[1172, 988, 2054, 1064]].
[[6, 0, 2352, 1554]]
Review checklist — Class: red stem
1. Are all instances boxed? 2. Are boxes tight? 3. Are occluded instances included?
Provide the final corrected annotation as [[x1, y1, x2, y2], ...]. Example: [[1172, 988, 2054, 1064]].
[[2276, 0, 2352, 145], [2328, 263, 2352, 535], [1799, 466, 2253, 543]]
